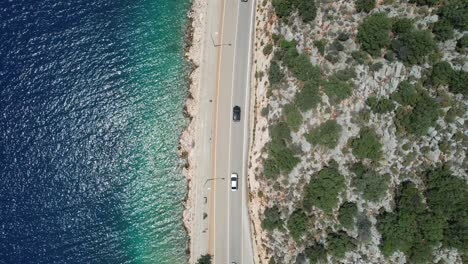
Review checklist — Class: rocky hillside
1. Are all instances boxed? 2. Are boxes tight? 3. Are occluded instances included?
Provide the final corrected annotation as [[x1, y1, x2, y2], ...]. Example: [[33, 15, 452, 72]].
[[248, 0, 467, 263]]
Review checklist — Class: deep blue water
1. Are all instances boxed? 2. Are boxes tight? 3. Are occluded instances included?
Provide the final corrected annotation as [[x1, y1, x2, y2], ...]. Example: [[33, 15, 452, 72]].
[[0, 0, 190, 263]]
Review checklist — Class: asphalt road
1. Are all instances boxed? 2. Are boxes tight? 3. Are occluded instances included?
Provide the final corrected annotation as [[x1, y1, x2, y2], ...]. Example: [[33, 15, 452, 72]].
[[210, 0, 255, 263]]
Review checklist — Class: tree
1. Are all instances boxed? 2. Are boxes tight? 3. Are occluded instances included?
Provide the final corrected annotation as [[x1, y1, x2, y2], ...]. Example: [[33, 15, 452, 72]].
[[297, 0, 317, 23], [262, 205, 284, 231], [323, 76, 353, 104], [327, 231, 356, 258], [391, 81, 419, 106], [304, 243, 327, 263], [303, 165, 345, 213], [392, 30, 436, 64], [394, 93, 440, 136], [338, 202, 358, 229], [357, 13, 392, 56], [290, 54, 321, 82], [457, 34, 468, 50], [431, 61, 453, 86], [351, 162, 390, 202], [263, 43, 274, 56], [351, 127, 382, 161], [449, 70, 468, 96], [305, 120, 342, 149], [272, 0, 294, 18], [283, 103, 303, 131], [355, 0, 376, 13], [432, 19, 454, 41], [437, 0, 468, 31], [287, 209, 309, 241], [424, 166, 468, 251], [392, 18, 414, 34], [197, 254, 212, 264], [366, 97, 395, 114]]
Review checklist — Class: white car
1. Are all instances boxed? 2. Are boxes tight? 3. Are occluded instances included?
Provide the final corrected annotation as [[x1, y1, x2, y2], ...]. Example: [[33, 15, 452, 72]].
[[231, 173, 238, 191]]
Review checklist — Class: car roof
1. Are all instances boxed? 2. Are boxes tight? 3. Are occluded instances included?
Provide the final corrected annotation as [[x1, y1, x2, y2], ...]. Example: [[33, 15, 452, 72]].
[[231, 173, 238, 178]]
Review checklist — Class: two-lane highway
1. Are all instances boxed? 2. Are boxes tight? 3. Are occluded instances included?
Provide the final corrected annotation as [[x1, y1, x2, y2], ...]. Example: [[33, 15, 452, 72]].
[[209, 0, 255, 263]]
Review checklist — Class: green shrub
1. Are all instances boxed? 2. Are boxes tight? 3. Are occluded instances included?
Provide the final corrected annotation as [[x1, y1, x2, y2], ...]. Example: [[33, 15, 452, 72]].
[[314, 39, 327, 55], [262, 205, 284, 231], [432, 19, 454, 41], [457, 34, 468, 50], [330, 40, 345, 52], [357, 214, 372, 243], [290, 54, 321, 82], [197, 254, 212, 264], [323, 76, 353, 104], [391, 81, 419, 106], [303, 165, 345, 213], [351, 50, 370, 64], [338, 202, 358, 229], [367, 97, 395, 114], [437, 0, 468, 30], [392, 30, 436, 64], [351, 127, 383, 161], [370, 62, 383, 72], [305, 120, 342, 149], [431, 61, 453, 86], [283, 103, 303, 131], [287, 209, 309, 241], [263, 43, 274, 56], [327, 231, 356, 258], [304, 244, 327, 263], [355, 0, 376, 13], [264, 122, 300, 179], [296, 81, 321, 111], [449, 70, 468, 95], [325, 52, 340, 64], [357, 13, 392, 57], [409, 0, 437, 6], [392, 18, 414, 34], [384, 50, 396, 62], [335, 67, 356, 81], [351, 162, 390, 202], [269, 62, 284, 86], [338, 32, 350, 42]]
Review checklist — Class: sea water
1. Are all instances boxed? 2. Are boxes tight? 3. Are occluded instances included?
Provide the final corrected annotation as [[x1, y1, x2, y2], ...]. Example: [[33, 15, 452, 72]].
[[0, 0, 190, 263]]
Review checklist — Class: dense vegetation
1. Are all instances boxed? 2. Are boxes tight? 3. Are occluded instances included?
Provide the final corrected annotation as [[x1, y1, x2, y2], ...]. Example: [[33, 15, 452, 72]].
[[303, 163, 345, 213], [377, 167, 467, 262], [305, 120, 342, 149]]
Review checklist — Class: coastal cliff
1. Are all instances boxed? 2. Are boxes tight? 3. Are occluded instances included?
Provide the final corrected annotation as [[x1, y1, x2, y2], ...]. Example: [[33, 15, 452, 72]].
[[248, 0, 467, 263]]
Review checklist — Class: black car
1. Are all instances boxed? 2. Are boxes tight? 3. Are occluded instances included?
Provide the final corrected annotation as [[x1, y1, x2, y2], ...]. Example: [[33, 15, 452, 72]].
[[233, 106, 241, 121]]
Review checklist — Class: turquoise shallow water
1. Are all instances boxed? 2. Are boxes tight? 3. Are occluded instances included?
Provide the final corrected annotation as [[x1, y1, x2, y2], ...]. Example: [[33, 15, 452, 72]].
[[0, 0, 190, 263]]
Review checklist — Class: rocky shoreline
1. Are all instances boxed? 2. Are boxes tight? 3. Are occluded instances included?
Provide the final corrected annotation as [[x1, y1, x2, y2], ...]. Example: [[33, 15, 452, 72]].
[[178, 0, 207, 262]]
